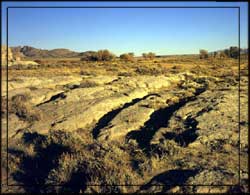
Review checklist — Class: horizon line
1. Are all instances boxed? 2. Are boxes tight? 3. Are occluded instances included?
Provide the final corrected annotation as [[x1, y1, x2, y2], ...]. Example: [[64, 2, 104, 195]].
[[5, 45, 247, 57]]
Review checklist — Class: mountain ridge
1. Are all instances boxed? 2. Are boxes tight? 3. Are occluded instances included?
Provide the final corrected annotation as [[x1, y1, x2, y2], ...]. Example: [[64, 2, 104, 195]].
[[11, 46, 82, 58], [10, 45, 249, 58]]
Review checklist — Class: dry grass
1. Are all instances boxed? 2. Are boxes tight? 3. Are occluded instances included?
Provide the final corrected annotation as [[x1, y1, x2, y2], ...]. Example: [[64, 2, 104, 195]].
[[79, 80, 99, 88], [8, 94, 42, 123], [3, 55, 245, 81], [2, 54, 248, 193], [7, 130, 142, 193]]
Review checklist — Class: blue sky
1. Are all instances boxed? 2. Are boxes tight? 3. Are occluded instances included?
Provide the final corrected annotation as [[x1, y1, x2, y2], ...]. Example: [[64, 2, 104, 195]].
[[1, 1, 248, 55]]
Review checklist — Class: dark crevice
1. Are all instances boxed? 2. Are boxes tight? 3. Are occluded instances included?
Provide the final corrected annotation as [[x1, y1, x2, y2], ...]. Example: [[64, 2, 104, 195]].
[[92, 93, 160, 139], [126, 96, 193, 151], [65, 83, 80, 90], [126, 85, 207, 153], [163, 116, 199, 147], [105, 77, 121, 85], [37, 92, 66, 106], [139, 169, 199, 192], [196, 106, 213, 117]]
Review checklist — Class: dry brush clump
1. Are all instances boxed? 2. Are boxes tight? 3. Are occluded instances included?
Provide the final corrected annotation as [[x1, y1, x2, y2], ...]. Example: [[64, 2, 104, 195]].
[[117, 71, 134, 77], [8, 130, 141, 193], [80, 50, 116, 62], [8, 94, 42, 123], [79, 80, 99, 88], [201, 46, 241, 60], [199, 49, 209, 59], [142, 52, 156, 60], [119, 53, 135, 62], [135, 64, 167, 76], [215, 46, 240, 59]]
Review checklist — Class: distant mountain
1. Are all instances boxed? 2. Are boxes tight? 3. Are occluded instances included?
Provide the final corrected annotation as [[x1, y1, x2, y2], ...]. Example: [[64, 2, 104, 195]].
[[11, 46, 80, 58]]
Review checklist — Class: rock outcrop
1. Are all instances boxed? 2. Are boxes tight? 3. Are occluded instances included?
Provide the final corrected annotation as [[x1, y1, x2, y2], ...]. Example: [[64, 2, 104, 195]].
[[1, 45, 38, 66], [1, 45, 13, 65]]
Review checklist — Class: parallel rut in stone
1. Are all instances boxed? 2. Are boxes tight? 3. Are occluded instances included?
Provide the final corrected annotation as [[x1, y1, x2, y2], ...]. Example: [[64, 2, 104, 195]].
[[93, 93, 160, 139], [126, 85, 208, 152]]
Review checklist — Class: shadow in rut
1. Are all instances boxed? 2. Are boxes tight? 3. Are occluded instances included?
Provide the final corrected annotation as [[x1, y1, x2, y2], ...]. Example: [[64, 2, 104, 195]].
[[37, 92, 66, 106], [92, 93, 160, 139], [139, 169, 199, 192], [164, 116, 199, 147], [126, 96, 195, 151], [126, 86, 207, 153], [59, 169, 92, 193]]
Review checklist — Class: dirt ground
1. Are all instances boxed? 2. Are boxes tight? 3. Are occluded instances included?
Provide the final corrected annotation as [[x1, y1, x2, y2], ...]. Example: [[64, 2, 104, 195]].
[[1, 55, 249, 193]]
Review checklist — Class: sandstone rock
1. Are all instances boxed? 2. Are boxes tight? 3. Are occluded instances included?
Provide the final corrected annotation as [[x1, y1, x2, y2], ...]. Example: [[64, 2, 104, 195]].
[[12, 61, 38, 66], [52, 88, 149, 131], [29, 89, 65, 105], [2, 114, 29, 138], [97, 103, 155, 141], [1, 46, 38, 66], [2, 76, 83, 96], [1, 45, 13, 65]]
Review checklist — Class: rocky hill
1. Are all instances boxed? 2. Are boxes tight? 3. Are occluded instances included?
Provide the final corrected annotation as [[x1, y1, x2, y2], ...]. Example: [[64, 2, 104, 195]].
[[1, 45, 38, 66], [11, 46, 80, 58]]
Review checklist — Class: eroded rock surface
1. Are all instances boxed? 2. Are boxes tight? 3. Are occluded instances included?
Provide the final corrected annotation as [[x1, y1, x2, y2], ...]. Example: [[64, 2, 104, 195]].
[[1, 70, 248, 193]]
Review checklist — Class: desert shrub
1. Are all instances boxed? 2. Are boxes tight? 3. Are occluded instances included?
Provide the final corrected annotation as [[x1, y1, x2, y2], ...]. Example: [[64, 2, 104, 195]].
[[118, 72, 133, 77], [9, 94, 29, 118], [224, 49, 230, 57], [173, 65, 179, 69], [9, 64, 23, 70], [9, 94, 41, 122], [80, 51, 99, 61], [142, 52, 156, 60], [98, 50, 116, 61], [80, 50, 116, 61], [199, 49, 209, 59], [218, 47, 239, 59], [26, 64, 38, 70], [219, 51, 227, 58], [79, 70, 92, 76], [59, 60, 68, 63], [10, 130, 139, 193], [29, 86, 38, 91], [212, 52, 218, 58], [120, 53, 134, 62], [79, 80, 99, 88], [151, 140, 181, 158], [229, 46, 239, 59], [135, 66, 163, 75]]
